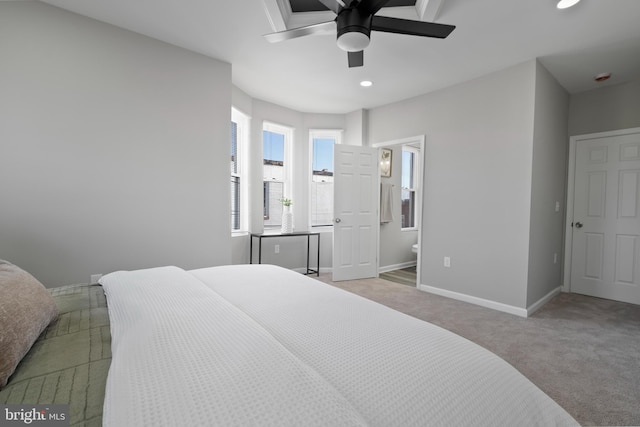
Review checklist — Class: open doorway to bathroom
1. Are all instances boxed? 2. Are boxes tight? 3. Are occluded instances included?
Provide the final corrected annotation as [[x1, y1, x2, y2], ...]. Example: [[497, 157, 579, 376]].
[[374, 136, 424, 287], [380, 266, 417, 286]]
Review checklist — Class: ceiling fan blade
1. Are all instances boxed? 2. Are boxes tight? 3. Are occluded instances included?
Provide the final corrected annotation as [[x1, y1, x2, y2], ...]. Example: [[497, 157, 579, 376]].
[[371, 15, 455, 39], [264, 21, 337, 43], [356, 0, 392, 16], [348, 50, 364, 67]]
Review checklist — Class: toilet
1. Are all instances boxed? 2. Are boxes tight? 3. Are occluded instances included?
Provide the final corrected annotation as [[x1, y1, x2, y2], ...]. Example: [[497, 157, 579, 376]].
[[411, 244, 418, 254]]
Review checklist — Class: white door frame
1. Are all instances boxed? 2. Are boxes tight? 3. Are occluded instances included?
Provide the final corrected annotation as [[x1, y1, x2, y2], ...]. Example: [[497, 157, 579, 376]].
[[373, 135, 425, 287], [563, 127, 640, 292]]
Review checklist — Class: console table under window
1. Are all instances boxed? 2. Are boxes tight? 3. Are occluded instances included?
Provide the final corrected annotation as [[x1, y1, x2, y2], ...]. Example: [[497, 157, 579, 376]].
[[250, 232, 320, 276]]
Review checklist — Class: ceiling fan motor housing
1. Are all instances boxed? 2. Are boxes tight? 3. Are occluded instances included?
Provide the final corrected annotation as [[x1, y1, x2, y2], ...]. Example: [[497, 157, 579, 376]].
[[336, 8, 372, 52]]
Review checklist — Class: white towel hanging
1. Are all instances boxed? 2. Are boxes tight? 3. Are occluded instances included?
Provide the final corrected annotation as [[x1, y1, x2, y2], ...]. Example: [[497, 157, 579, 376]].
[[380, 183, 394, 223]]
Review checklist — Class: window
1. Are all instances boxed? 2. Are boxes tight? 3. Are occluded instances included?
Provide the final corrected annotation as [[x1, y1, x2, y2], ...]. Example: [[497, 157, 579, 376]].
[[231, 108, 249, 232], [231, 121, 240, 230], [263, 122, 292, 228], [310, 130, 341, 227], [401, 145, 419, 229]]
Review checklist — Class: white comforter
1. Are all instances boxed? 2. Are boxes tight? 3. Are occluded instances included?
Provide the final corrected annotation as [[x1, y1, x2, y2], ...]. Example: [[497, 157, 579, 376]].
[[100, 264, 579, 427]]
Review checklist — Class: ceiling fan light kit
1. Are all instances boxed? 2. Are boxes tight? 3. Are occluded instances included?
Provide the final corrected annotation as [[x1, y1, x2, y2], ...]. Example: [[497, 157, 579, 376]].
[[336, 8, 372, 52], [557, 0, 581, 9], [264, 0, 455, 68], [337, 31, 370, 52]]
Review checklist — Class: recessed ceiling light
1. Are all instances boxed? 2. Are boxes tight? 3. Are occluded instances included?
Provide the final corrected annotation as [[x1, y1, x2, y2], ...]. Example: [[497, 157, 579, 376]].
[[557, 0, 581, 9], [360, 80, 373, 87], [594, 72, 612, 83]]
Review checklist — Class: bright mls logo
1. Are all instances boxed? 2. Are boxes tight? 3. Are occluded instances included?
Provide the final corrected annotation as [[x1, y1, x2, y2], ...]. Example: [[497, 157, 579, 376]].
[[0, 405, 69, 427]]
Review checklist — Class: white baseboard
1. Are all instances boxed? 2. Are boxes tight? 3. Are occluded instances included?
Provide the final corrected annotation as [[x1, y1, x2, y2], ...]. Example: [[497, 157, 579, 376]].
[[418, 284, 563, 318], [418, 284, 529, 317], [526, 286, 562, 317], [379, 261, 417, 274], [293, 267, 332, 274]]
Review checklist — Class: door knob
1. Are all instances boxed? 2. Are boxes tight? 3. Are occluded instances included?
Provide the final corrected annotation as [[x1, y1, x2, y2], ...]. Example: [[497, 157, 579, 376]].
[[574, 221, 583, 229], [335, 218, 341, 223]]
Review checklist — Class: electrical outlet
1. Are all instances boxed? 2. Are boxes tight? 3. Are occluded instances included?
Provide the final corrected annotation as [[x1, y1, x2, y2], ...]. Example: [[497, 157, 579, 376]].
[[554, 253, 558, 264], [90, 274, 102, 284], [275, 245, 280, 254], [555, 201, 560, 212], [444, 257, 451, 268]]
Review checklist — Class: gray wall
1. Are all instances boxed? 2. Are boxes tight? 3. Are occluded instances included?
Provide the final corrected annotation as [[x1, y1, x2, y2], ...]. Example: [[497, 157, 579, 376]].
[[344, 110, 368, 146], [369, 61, 537, 308], [0, 2, 232, 287], [526, 61, 570, 306], [569, 79, 640, 136]]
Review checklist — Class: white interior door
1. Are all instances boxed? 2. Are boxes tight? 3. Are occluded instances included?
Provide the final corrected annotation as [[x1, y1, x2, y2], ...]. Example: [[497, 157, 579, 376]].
[[570, 129, 640, 305], [332, 144, 379, 281]]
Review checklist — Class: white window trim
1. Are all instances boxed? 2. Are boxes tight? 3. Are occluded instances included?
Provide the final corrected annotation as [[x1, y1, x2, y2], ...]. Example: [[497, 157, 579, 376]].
[[231, 107, 250, 234], [309, 129, 343, 230], [401, 144, 421, 231], [263, 121, 293, 229]]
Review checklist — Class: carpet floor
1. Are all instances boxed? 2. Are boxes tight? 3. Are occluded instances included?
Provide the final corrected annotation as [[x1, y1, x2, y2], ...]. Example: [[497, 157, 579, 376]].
[[316, 273, 640, 427]]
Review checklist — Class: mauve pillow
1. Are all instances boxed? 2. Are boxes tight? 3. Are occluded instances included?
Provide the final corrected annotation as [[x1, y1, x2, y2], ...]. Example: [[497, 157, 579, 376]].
[[0, 260, 58, 389]]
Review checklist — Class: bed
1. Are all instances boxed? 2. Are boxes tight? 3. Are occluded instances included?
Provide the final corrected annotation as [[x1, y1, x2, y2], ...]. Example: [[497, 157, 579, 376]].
[[2, 263, 579, 426], [0, 282, 110, 426]]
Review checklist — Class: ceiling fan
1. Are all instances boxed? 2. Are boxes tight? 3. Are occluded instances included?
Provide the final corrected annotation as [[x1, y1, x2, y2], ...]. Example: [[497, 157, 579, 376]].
[[264, 0, 456, 68]]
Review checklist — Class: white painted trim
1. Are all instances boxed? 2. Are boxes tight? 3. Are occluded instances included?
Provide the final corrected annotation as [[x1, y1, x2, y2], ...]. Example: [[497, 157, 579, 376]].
[[526, 287, 561, 316], [563, 127, 640, 294], [232, 108, 251, 233], [260, 0, 334, 31], [261, 0, 446, 33], [418, 284, 528, 317], [371, 135, 426, 149], [416, 0, 444, 22], [563, 135, 576, 293], [260, 0, 289, 32], [288, 11, 335, 29], [379, 260, 417, 274], [293, 267, 332, 274]]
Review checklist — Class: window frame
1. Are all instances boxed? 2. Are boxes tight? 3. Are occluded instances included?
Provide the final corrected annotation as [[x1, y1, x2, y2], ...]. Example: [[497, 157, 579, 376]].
[[231, 107, 250, 234], [262, 121, 293, 230], [309, 129, 342, 229], [401, 144, 420, 231]]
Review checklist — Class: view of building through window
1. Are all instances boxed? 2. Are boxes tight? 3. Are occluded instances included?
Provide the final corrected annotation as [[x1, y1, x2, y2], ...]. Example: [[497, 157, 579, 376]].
[[401, 147, 417, 229], [311, 131, 339, 227], [230, 120, 240, 231], [235, 123, 340, 231], [263, 127, 287, 228]]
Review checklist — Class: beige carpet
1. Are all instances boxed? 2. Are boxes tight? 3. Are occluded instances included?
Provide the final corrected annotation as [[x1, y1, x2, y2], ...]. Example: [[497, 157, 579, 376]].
[[316, 273, 640, 427]]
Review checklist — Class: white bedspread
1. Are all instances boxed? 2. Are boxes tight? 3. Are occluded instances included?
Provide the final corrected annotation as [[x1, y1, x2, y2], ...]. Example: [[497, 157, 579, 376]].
[[101, 264, 579, 427]]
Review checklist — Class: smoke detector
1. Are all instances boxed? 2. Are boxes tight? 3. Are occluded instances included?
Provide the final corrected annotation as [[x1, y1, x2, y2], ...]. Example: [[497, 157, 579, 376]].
[[594, 72, 612, 83]]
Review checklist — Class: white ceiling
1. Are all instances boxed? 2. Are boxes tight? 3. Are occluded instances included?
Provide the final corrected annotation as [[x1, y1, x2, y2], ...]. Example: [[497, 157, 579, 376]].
[[39, 0, 640, 114]]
